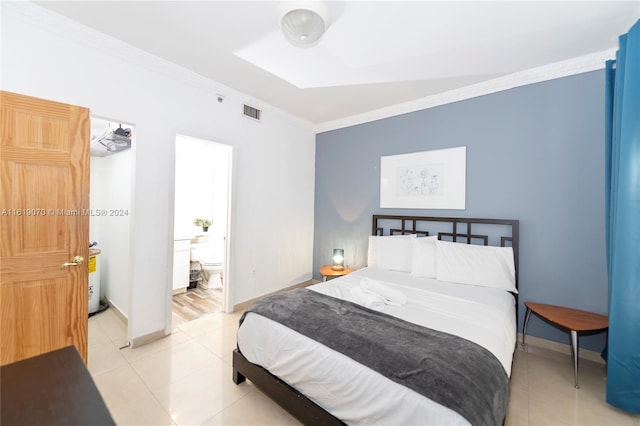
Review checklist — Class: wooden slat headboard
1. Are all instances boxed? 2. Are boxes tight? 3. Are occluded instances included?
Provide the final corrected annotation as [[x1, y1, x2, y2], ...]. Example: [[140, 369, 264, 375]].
[[372, 214, 520, 288]]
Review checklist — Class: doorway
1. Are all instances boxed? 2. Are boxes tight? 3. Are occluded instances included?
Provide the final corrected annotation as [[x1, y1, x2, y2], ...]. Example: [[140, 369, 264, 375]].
[[88, 116, 134, 342], [172, 134, 232, 326]]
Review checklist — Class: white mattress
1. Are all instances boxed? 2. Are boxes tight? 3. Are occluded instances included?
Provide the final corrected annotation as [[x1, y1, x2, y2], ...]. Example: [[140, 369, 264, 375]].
[[237, 267, 516, 425]]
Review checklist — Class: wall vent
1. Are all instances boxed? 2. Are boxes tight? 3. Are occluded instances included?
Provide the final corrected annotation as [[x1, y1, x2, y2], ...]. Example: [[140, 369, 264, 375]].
[[243, 104, 261, 121]]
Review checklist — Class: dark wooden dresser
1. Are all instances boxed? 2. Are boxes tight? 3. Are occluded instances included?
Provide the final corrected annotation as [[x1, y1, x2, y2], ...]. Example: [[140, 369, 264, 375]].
[[1, 345, 114, 426]]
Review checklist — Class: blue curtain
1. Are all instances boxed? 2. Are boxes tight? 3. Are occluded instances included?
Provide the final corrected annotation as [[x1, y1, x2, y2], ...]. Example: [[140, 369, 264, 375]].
[[605, 19, 640, 414]]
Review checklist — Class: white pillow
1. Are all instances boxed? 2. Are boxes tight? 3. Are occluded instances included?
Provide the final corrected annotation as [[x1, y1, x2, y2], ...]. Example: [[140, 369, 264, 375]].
[[367, 234, 416, 272], [435, 240, 517, 292], [410, 236, 439, 278]]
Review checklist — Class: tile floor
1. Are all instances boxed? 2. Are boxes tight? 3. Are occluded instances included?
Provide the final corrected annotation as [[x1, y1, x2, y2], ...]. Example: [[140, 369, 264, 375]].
[[89, 308, 640, 425]]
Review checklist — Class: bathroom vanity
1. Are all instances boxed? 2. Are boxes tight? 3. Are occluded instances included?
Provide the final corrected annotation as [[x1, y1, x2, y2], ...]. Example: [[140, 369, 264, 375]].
[[173, 238, 191, 294]]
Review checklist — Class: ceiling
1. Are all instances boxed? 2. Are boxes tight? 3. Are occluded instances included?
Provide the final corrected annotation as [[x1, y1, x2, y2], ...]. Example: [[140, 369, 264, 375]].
[[34, 1, 639, 127]]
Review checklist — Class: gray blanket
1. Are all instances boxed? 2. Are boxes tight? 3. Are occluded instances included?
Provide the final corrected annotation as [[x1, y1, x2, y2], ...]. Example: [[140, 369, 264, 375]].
[[241, 288, 509, 426]]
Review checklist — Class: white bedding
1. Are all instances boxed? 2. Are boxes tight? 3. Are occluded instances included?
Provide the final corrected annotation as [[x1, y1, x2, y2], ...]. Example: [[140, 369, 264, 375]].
[[237, 267, 516, 425]]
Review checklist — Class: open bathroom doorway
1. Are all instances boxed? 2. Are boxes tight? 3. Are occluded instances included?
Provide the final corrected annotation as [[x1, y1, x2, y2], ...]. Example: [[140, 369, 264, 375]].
[[172, 134, 232, 326]]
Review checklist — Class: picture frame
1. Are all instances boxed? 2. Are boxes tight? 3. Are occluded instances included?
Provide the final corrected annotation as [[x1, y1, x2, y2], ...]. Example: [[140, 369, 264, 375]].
[[380, 146, 466, 209]]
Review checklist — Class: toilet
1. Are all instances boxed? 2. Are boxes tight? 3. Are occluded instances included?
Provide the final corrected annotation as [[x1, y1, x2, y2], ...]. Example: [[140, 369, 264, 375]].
[[190, 237, 224, 289]]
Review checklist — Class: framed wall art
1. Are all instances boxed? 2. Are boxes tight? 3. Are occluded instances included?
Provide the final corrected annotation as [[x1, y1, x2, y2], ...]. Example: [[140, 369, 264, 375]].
[[380, 146, 466, 209]]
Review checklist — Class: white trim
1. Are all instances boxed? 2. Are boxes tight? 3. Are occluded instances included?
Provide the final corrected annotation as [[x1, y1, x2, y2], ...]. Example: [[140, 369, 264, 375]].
[[130, 329, 168, 349], [104, 297, 128, 323], [314, 49, 616, 134]]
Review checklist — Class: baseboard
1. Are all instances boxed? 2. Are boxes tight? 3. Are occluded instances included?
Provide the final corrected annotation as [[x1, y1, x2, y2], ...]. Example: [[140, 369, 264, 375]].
[[234, 279, 316, 312], [104, 298, 167, 348], [130, 329, 168, 349], [105, 297, 128, 324], [517, 332, 605, 365]]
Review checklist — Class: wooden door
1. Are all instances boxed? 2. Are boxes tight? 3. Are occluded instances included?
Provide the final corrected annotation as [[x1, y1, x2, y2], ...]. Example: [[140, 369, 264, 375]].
[[0, 91, 90, 366]]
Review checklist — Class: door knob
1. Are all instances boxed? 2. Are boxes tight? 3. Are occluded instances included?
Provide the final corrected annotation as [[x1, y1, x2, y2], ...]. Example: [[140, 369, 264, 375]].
[[60, 256, 85, 269]]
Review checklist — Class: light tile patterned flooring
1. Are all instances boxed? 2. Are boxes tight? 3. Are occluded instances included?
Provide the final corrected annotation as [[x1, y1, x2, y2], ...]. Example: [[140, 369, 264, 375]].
[[89, 308, 640, 425]]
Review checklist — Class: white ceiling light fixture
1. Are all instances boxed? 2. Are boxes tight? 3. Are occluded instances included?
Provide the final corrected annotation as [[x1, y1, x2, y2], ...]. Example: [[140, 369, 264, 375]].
[[278, 1, 330, 48]]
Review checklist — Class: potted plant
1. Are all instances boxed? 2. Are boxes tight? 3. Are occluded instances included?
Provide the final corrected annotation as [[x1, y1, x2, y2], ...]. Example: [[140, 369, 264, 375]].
[[193, 218, 212, 232]]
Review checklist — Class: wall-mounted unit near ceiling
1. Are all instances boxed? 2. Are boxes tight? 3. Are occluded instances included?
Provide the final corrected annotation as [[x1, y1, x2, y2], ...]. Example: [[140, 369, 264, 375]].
[[243, 104, 261, 122], [90, 123, 132, 157]]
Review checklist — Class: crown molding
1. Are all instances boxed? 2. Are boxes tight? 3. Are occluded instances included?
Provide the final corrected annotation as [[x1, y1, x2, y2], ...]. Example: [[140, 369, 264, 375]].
[[314, 49, 616, 134], [5, 2, 616, 135], [3, 1, 314, 131]]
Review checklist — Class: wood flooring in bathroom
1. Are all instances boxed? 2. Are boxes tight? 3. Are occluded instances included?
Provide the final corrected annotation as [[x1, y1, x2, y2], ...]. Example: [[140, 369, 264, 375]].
[[172, 286, 223, 326]]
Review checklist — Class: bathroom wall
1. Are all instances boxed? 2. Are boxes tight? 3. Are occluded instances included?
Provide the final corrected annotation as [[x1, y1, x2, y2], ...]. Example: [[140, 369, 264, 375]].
[[3, 2, 316, 342], [174, 135, 230, 240]]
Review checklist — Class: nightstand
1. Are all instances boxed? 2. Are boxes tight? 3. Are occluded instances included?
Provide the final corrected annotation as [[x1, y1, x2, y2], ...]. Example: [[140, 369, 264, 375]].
[[522, 302, 608, 389], [320, 264, 355, 281]]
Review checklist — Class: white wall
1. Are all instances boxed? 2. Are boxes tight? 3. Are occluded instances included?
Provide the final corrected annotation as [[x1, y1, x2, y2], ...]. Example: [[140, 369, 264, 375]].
[[91, 150, 133, 315], [174, 135, 229, 240], [2, 3, 316, 341]]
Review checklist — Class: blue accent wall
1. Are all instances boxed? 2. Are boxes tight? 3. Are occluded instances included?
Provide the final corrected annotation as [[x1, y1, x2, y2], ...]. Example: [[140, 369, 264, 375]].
[[314, 70, 608, 352]]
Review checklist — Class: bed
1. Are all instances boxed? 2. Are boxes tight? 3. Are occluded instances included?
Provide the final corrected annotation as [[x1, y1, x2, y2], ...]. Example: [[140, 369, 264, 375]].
[[233, 215, 519, 425]]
